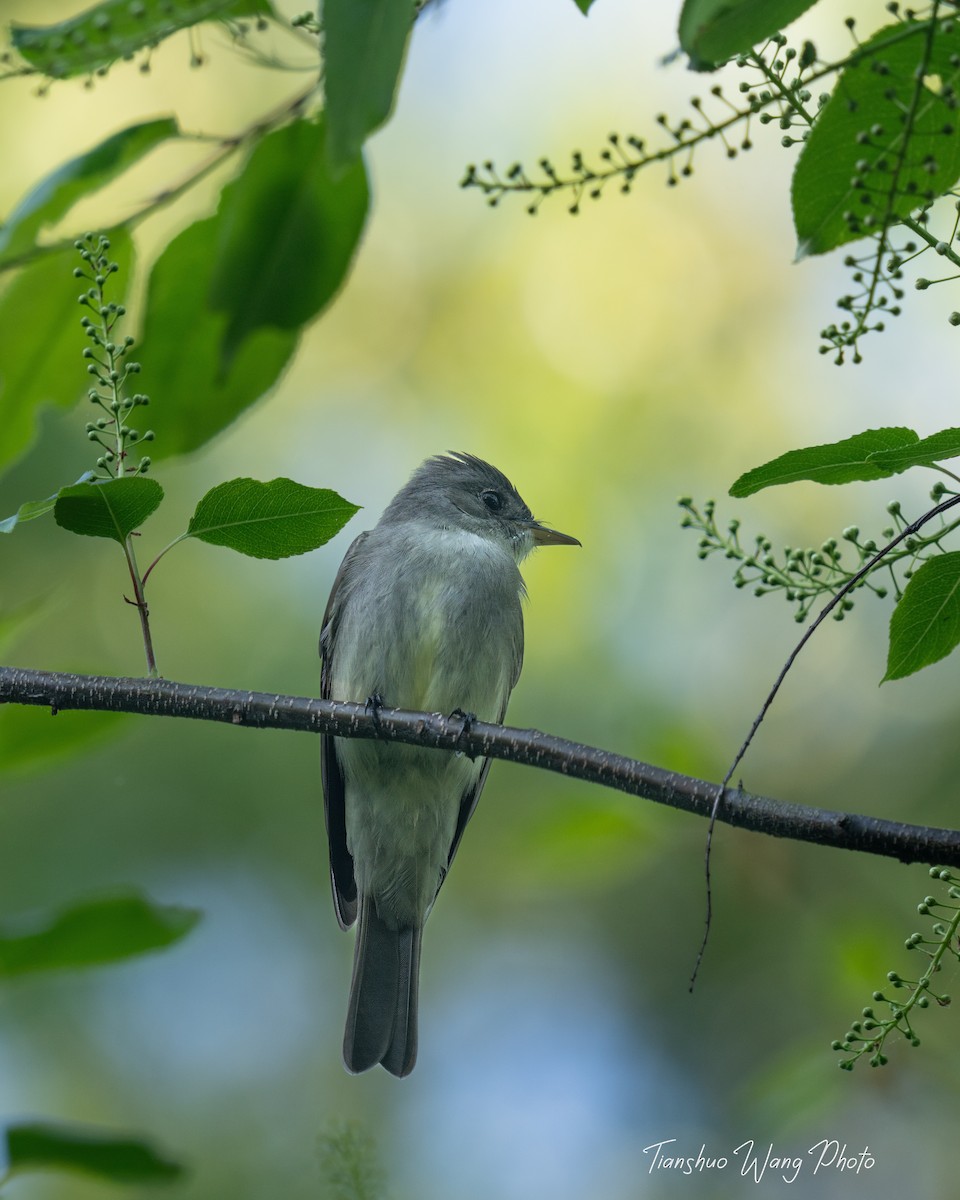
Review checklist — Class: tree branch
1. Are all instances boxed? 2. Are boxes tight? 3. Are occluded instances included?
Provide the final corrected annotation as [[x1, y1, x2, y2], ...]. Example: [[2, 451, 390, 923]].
[[2, 664, 958, 866]]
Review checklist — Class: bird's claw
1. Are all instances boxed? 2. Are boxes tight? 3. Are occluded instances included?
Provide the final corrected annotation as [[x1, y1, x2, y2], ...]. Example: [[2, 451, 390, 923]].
[[449, 707, 477, 759], [366, 692, 385, 734]]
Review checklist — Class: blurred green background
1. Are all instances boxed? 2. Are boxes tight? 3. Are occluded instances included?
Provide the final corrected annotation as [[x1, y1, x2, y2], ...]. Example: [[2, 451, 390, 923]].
[[2, 0, 959, 1196]]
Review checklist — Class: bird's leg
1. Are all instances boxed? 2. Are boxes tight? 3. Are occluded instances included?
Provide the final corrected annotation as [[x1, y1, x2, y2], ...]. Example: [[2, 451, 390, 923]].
[[365, 691, 386, 736], [448, 707, 477, 759]]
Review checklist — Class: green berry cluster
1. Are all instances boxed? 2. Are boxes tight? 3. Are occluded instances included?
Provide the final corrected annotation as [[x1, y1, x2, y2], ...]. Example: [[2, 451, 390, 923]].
[[834, 867, 960, 1069], [678, 498, 885, 622], [460, 30, 822, 212], [74, 233, 153, 479], [679, 490, 960, 622]]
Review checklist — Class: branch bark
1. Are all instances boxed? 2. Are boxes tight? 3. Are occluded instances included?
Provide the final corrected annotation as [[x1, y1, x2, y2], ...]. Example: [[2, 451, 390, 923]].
[[2, 664, 958, 867]]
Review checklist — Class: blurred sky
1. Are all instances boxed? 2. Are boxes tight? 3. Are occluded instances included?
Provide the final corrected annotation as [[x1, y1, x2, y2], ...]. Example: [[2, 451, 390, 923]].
[[2, 1, 960, 1198]]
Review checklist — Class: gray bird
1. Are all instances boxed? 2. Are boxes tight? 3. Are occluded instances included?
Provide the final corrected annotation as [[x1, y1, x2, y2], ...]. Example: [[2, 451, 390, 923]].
[[320, 452, 579, 1076]]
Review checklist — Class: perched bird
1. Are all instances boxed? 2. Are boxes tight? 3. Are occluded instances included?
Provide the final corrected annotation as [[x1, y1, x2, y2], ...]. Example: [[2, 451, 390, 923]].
[[320, 452, 579, 1076]]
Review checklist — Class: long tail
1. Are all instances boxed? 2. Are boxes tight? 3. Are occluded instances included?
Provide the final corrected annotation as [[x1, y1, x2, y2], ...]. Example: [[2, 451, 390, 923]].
[[343, 898, 421, 1077]]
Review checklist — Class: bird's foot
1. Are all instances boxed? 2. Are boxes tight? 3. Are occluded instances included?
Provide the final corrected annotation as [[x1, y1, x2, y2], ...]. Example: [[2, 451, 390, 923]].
[[365, 691, 385, 734], [449, 707, 477, 759]]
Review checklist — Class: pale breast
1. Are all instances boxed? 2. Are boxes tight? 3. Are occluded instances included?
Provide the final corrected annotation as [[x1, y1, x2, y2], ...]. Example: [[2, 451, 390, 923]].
[[330, 523, 523, 721]]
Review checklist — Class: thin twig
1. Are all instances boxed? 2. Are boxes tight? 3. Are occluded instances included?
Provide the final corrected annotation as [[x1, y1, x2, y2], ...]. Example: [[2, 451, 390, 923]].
[[688, 490, 960, 988]]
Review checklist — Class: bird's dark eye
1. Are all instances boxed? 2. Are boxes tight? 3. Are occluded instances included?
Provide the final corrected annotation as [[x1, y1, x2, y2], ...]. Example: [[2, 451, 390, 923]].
[[480, 489, 503, 513]]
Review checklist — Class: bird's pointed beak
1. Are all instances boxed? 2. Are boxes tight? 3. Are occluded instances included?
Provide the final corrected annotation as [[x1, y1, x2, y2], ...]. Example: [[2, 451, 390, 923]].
[[528, 521, 581, 547]]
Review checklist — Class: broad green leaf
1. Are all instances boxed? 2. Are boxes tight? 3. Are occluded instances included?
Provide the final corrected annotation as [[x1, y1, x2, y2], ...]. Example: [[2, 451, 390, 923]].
[[884, 552, 960, 681], [793, 22, 960, 256], [0, 704, 124, 775], [11, 0, 273, 80], [1, 493, 64, 534], [139, 118, 368, 458], [0, 889, 200, 977], [0, 472, 94, 534], [187, 477, 359, 558], [54, 476, 163, 542], [0, 120, 178, 269], [572, 0, 596, 11], [0, 230, 132, 477], [208, 117, 370, 365], [137, 233, 296, 460], [679, 0, 817, 69], [867, 427, 960, 473], [323, 0, 415, 172], [4, 1121, 183, 1184], [730, 427, 918, 497]]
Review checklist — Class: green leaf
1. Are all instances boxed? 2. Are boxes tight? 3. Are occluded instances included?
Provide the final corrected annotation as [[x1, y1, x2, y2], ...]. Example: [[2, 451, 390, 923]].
[[4, 1120, 183, 1184], [0, 230, 133, 478], [793, 22, 960, 256], [0, 889, 201, 978], [729, 427, 919, 497], [0, 120, 178, 268], [0, 494, 62, 534], [867, 426, 960, 473], [322, 0, 415, 172], [54, 476, 163, 542], [678, 0, 818, 69], [139, 118, 368, 459], [0, 472, 94, 534], [572, 0, 596, 10], [208, 117, 370, 365], [187, 477, 360, 558], [0, 705, 124, 775], [11, 0, 273, 80], [137, 240, 296, 460], [884, 552, 960, 681]]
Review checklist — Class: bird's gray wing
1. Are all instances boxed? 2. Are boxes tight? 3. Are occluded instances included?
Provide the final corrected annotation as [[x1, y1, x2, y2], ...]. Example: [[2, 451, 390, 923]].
[[440, 605, 524, 889], [320, 531, 368, 931]]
